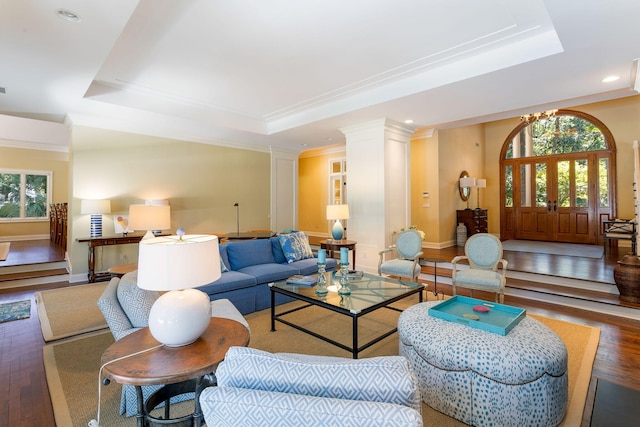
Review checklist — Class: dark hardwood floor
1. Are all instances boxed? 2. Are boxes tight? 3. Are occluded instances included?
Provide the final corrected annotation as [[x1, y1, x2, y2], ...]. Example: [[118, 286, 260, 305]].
[[1, 240, 640, 426]]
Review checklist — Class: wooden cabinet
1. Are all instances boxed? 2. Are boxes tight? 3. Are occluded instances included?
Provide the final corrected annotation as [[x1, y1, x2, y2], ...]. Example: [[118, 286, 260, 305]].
[[456, 209, 488, 236]]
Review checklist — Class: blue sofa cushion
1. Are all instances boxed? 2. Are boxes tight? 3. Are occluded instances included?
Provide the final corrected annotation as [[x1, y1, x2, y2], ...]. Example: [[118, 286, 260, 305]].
[[271, 237, 287, 264], [237, 263, 299, 284], [226, 239, 276, 270], [219, 244, 231, 272], [197, 271, 257, 295], [278, 232, 314, 264]]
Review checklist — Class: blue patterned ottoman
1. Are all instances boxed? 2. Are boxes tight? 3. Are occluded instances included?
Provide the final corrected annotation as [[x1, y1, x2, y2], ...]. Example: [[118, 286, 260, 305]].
[[398, 301, 568, 426]]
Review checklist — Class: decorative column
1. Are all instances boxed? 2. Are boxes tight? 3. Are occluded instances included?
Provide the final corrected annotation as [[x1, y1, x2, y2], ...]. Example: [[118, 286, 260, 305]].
[[340, 118, 414, 273]]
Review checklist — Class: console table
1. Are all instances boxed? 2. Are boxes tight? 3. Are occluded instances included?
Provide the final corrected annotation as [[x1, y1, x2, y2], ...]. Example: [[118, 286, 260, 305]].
[[77, 234, 149, 283], [456, 209, 488, 236]]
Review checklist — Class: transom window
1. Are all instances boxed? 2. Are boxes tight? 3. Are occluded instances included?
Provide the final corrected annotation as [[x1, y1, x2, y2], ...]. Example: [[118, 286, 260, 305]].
[[506, 114, 607, 159]]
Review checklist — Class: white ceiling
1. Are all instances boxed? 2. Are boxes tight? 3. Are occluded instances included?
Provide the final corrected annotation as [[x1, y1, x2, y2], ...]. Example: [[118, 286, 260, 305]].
[[1, 0, 639, 153]]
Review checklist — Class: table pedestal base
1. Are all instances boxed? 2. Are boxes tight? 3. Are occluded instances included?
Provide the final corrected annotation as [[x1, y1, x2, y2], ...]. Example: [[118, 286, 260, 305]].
[[140, 376, 214, 427]]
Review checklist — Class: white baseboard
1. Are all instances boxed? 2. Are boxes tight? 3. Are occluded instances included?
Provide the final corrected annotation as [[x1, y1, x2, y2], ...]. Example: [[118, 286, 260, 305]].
[[0, 234, 50, 242]]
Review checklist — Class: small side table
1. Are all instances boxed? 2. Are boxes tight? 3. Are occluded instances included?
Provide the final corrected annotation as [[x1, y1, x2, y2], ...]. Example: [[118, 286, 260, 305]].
[[101, 317, 250, 427], [108, 262, 138, 278], [420, 257, 446, 299], [320, 239, 357, 269]]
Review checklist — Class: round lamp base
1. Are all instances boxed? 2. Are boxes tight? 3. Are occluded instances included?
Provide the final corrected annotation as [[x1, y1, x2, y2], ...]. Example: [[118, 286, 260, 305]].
[[148, 288, 212, 347]]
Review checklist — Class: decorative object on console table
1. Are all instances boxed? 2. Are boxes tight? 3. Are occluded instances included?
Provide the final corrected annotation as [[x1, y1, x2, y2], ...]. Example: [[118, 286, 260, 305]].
[[80, 199, 111, 238], [128, 203, 171, 241], [326, 204, 350, 240], [137, 233, 221, 347], [456, 209, 488, 236]]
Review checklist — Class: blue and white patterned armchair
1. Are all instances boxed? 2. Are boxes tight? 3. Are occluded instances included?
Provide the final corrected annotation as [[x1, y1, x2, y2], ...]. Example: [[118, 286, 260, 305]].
[[97, 272, 249, 417], [200, 347, 423, 426], [451, 233, 508, 303]]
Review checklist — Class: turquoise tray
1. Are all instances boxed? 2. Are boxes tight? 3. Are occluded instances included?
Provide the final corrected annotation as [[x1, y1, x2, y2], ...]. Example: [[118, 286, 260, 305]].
[[428, 296, 526, 335]]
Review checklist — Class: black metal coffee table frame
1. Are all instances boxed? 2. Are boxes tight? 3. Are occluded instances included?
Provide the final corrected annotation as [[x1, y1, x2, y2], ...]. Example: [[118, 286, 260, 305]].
[[269, 274, 423, 359]]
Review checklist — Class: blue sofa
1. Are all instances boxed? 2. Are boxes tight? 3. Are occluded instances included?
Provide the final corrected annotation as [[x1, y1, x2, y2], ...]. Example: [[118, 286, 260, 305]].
[[197, 236, 338, 314]]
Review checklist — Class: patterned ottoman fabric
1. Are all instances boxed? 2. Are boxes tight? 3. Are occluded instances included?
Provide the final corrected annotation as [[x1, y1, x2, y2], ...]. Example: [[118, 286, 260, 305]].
[[398, 301, 568, 426]]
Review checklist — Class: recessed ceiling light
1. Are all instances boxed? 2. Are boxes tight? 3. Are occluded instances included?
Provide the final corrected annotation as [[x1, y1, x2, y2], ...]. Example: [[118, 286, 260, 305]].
[[602, 75, 619, 83], [404, 119, 414, 124], [56, 9, 81, 23]]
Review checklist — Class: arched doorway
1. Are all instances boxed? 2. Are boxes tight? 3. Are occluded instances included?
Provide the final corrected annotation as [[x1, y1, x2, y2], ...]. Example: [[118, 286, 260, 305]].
[[500, 110, 617, 244]]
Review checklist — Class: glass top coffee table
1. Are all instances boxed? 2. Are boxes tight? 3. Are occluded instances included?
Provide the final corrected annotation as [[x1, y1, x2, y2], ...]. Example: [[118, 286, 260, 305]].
[[269, 272, 424, 358]]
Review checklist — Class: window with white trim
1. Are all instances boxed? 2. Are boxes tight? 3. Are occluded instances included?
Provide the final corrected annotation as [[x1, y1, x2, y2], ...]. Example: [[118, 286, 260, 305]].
[[0, 169, 52, 221]]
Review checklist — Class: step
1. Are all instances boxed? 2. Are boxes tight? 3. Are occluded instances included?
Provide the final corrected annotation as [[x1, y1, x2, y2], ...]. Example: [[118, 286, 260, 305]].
[[0, 261, 69, 289], [418, 262, 640, 320]]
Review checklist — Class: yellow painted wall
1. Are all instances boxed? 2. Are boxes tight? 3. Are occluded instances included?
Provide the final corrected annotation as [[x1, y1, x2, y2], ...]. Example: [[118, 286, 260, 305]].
[[300, 95, 640, 247], [0, 146, 69, 237], [68, 126, 271, 277], [298, 149, 346, 236]]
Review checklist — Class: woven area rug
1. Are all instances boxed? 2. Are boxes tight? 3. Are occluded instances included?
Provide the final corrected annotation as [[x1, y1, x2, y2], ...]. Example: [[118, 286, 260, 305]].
[[0, 242, 9, 261], [502, 239, 605, 259], [0, 299, 30, 323], [36, 282, 109, 341], [43, 298, 600, 427]]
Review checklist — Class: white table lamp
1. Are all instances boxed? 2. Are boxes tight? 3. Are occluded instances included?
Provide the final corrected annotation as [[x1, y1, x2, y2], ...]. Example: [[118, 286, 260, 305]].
[[128, 204, 171, 240], [326, 204, 350, 240], [475, 178, 486, 209], [80, 199, 111, 238], [137, 234, 221, 347]]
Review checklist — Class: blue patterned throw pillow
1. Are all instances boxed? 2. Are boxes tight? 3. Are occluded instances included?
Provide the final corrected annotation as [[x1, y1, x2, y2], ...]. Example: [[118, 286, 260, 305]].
[[278, 232, 314, 264]]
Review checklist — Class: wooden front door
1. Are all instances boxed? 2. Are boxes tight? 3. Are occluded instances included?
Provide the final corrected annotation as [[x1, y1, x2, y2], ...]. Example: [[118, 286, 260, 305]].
[[508, 153, 599, 243]]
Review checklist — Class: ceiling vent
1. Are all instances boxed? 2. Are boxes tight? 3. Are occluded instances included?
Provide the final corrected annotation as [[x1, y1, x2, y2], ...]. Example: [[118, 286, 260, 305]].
[[0, 87, 5, 94]]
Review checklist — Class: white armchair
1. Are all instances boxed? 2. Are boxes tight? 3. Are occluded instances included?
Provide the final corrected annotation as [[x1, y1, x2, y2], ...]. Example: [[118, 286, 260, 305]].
[[200, 346, 423, 427], [451, 233, 507, 304], [378, 229, 424, 282]]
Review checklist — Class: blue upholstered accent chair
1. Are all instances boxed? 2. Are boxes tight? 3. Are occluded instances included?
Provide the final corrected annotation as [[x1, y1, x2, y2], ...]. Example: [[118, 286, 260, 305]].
[[97, 272, 249, 417], [378, 229, 424, 282], [451, 233, 508, 303], [200, 347, 423, 426]]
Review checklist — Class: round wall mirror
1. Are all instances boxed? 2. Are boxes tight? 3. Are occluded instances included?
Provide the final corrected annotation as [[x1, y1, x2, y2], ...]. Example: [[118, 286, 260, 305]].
[[459, 171, 471, 201]]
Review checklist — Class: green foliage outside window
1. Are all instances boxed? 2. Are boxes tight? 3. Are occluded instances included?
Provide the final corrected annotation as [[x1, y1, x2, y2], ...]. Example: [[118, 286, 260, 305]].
[[506, 115, 606, 159], [0, 171, 50, 220]]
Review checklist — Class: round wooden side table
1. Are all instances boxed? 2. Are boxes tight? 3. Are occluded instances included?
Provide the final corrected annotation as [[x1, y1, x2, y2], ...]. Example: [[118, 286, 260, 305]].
[[101, 317, 250, 427]]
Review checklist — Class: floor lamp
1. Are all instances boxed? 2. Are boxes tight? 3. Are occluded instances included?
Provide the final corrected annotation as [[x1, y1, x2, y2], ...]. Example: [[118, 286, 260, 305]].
[[233, 203, 239, 236]]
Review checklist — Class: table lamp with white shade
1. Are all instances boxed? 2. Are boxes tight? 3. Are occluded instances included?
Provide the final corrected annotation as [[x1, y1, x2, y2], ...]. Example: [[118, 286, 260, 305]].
[[459, 177, 476, 210], [326, 204, 350, 240], [475, 178, 486, 209], [80, 199, 111, 238], [128, 204, 171, 240], [136, 233, 221, 347]]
